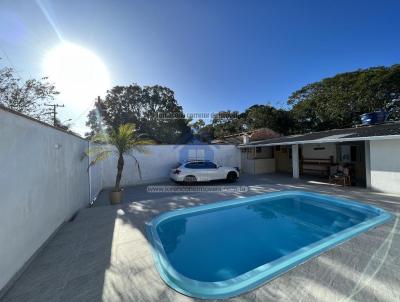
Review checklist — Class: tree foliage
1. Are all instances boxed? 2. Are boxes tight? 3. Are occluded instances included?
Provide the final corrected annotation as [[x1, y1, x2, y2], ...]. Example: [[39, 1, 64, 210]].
[[86, 123, 153, 192], [210, 110, 246, 138], [191, 119, 205, 132], [87, 64, 400, 142], [207, 106, 295, 139], [289, 65, 400, 132], [244, 105, 295, 135], [189, 119, 216, 142], [0, 61, 59, 123], [86, 84, 191, 143], [208, 65, 400, 138]]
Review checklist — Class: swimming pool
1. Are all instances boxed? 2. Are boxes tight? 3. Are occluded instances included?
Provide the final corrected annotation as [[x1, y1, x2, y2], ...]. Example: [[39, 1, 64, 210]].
[[147, 191, 392, 299]]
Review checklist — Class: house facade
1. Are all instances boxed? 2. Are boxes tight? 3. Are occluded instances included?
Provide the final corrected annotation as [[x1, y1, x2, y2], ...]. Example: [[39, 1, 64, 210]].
[[239, 123, 400, 194]]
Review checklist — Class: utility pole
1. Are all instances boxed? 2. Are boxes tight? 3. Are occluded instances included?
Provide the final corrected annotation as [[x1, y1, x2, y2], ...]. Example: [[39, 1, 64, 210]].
[[44, 103, 65, 126]]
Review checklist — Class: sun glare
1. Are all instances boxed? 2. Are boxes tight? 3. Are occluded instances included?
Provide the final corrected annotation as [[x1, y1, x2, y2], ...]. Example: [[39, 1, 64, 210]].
[[43, 42, 110, 111]]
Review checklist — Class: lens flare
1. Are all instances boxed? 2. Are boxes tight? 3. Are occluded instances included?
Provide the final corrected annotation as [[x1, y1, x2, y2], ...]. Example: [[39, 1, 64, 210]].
[[43, 42, 110, 111]]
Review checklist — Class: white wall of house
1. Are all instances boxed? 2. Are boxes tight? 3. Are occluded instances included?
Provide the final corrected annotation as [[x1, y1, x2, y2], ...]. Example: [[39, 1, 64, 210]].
[[92, 144, 240, 193], [240, 147, 275, 174], [0, 108, 90, 293], [369, 139, 400, 194], [302, 143, 337, 161], [241, 150, 255, 174], [254, 158, 276, 174], [253, 146, 274, 158]]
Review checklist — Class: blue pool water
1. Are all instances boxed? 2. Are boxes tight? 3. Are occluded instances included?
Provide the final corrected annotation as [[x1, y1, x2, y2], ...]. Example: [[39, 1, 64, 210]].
[[147, 191, 392, 299]]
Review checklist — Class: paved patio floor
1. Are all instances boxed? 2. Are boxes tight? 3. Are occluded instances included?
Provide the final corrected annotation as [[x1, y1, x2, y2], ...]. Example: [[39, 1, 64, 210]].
[[1, 174, 400, 302]]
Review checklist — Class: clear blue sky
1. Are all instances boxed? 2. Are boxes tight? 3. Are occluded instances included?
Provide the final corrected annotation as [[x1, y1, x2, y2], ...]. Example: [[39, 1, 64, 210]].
[[1, 0, 400, 133]]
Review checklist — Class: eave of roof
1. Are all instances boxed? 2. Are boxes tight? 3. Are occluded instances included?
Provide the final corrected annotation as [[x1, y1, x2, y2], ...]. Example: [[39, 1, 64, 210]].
[[238, 123, 400, 148], [239, 134, 400, 148]]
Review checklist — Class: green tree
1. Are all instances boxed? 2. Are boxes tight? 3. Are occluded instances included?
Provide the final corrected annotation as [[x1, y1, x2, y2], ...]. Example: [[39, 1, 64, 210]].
[[85, 105, 106, 138], [211, 110, 246, 138], [386, 97, 400, 120], [244, 104, 295, 135], [54, 117, 71, 131], [87, 124, 153, 192], [86, 84, 191, 143], [0, 62, 59, 123], [191, 119, 205, 132], [288, 65, 400, 132], [189, 119, 215, 142]]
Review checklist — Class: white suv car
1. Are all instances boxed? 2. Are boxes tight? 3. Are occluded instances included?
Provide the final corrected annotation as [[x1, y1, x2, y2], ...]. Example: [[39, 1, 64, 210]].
[[170, 160, 240, 183]]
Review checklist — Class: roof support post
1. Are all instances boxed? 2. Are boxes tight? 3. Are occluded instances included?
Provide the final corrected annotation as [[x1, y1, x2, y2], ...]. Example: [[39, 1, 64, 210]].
[[365, 141, 371, 188], [292, 144, 299, 179]]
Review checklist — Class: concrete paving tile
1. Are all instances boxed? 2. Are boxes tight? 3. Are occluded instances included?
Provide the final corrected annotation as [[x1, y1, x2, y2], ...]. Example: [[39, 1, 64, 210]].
[[46, 230, 87, 249], [113, 228, 148, 245], [3, 175, 400, 302], [35, 242, 79, 266], [77, 238, 114, 257], [101, 267, 148, 302], [58, 270, 106, 302], [67, 250, 111, 281], [112, 243, 152, 268], [1, 281, 62, 302]]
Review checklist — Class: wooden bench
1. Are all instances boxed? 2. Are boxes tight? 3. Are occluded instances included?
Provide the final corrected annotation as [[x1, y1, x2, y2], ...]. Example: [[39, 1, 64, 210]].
[[300, 157, 334, 177]]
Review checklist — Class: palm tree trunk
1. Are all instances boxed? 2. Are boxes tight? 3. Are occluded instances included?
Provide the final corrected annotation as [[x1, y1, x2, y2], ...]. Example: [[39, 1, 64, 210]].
[[115, 153, 124, 192]]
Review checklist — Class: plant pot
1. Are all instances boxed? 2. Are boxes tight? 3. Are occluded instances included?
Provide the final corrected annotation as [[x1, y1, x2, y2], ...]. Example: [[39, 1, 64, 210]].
[[110, 190, 123, 205]]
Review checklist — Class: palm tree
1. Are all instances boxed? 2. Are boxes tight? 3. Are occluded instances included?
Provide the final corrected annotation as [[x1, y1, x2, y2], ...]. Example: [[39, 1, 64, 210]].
[[86, 124, 153, 201]]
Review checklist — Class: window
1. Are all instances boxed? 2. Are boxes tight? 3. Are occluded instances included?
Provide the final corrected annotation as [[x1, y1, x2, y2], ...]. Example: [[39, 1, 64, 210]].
[[184, 163, 194, 169], [256, 147, 262, 153], [204, 162, 217, 169], [185, 162, 200, 169], [185, 161, 216, 169]]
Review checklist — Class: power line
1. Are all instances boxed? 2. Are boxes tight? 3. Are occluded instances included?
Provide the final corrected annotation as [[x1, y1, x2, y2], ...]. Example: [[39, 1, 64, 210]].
[[69, 103, 94, 124], [44, 103, 64, 126], [0, 46, 23, 78], [68, 96, 101, 126], [0, 45, 35, 80]]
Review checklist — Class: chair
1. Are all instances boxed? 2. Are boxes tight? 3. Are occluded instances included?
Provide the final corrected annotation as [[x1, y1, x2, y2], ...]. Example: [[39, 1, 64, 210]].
[[329, 165, 351, 186]]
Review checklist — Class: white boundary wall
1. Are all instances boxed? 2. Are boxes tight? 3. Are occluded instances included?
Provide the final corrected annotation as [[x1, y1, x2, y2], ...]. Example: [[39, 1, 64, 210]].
[[369, 139, 400, 194], [0, 108, 90, 292], [0, 107, 239, 292], [89, 144, 240, 198]]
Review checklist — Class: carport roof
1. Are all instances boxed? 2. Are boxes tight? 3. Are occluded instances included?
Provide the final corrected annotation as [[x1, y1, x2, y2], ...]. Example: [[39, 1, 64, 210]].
[[240, 122, 400, 147]]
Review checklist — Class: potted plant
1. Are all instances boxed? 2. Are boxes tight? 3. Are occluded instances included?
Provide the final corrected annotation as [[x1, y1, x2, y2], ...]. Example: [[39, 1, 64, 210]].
[[86, 123, 153, 205]]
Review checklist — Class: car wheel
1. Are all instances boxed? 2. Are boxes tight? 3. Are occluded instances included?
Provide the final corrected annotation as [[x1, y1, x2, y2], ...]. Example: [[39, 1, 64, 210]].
[[227, 172, 237, 183], [184, 175, 197, 184]]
